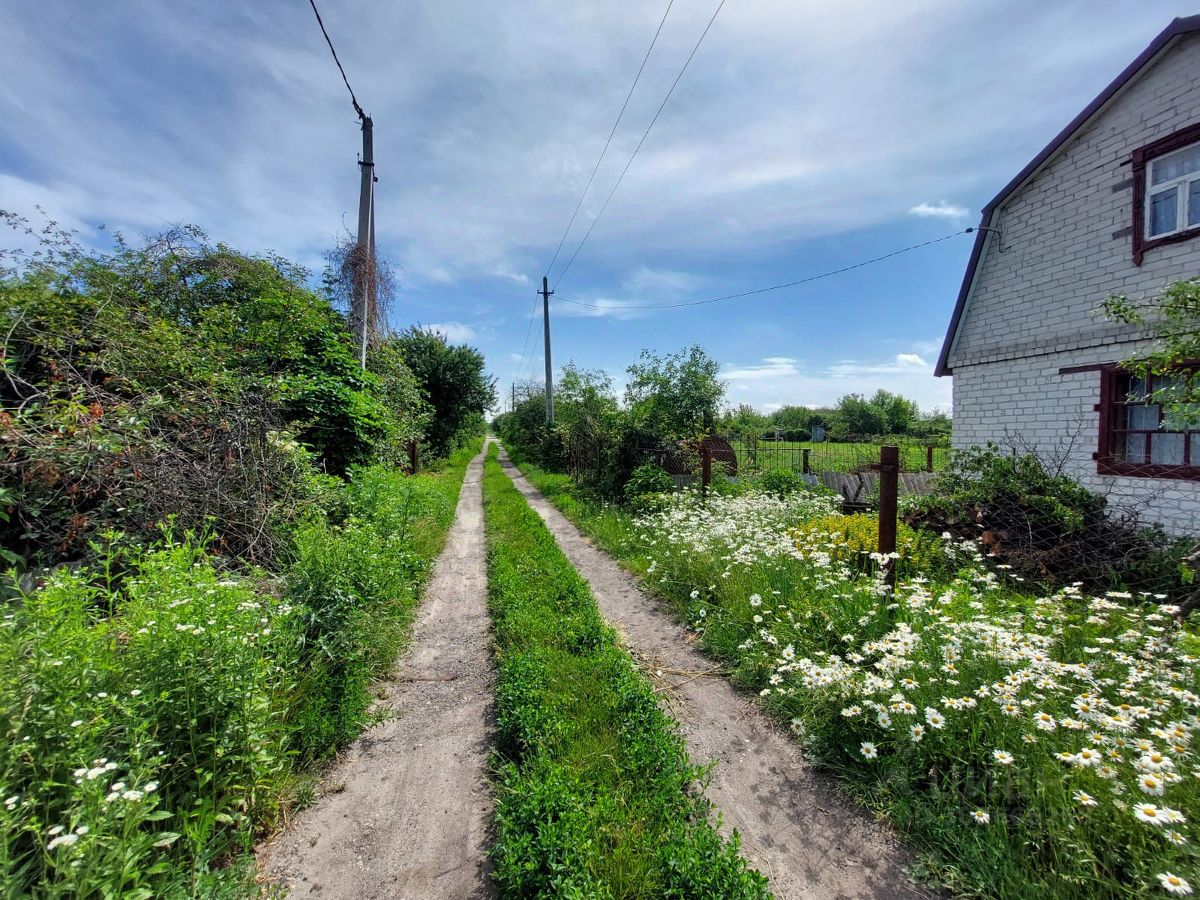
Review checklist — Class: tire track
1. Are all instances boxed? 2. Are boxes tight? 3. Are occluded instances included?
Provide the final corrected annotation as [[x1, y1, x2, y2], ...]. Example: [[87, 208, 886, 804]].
[[258, 447, 494, 899], [496, 448, 926, 900]]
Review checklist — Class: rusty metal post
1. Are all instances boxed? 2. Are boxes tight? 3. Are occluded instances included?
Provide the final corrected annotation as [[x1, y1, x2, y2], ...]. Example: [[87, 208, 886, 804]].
[[926, 445, 934, 472], [802, 448, 811, 474], [877, 445, 899, 589], [701, 441, 712, 499], [408, 440, 418, 474]]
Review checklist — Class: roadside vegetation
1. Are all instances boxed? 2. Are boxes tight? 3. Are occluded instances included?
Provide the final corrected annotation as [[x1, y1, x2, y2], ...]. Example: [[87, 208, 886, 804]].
[[481, 446, 768, 898], [494, 346, 948, 500], [506, 446, 1200, 899], [0, 216, 491, 896]]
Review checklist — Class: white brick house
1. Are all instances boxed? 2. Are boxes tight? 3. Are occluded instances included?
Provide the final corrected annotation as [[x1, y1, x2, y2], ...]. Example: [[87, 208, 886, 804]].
[[937, 16, 1200, 534]]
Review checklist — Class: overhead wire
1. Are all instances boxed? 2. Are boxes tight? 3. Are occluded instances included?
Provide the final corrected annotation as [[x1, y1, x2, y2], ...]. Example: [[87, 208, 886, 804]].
[[552, 0, 728, 290], [543, 0, 677, 279], [306, 0, 367, 120], [513, 293, 542, 395], [554, 228, 974, 311]]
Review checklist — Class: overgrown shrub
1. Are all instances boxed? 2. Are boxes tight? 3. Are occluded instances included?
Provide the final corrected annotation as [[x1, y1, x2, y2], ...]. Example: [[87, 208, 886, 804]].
[[756, 469, 806, 497], [0, 218, 427, 571], [623, 462, 675, 505], [906, 445, 1197, 603]]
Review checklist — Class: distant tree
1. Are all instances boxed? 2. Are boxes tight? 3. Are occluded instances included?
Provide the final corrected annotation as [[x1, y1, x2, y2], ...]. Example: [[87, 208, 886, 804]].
[[625, 345, 724, 439], [769, 405, 812, 432], [832, 393, 885, 437], [556, 363, 620, 431], [722, 403, 768, 437], [870, 389, 920, 435], [393, 326, 496, 455]]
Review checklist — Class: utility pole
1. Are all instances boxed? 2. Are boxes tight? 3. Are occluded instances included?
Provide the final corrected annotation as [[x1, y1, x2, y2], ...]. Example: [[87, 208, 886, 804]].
[[540, 276, 554, 424], [352, 114, 375, 370], [511, 382, 516, 413]]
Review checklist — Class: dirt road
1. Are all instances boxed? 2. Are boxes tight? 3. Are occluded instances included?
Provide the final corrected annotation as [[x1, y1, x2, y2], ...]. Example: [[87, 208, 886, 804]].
[[497, 449, 925, 900], [259, 447, 494, 899]]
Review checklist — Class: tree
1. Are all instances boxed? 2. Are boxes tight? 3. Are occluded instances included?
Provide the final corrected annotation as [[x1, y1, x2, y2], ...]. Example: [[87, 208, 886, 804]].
[[769, 405, 812, 431], [832, 393, 885, 437], [625, 345, 724, 439], [393, 326, 496, 456], [870, 389, 920, 435], [556, 363, 620, 433], [722, 404, 767, 437], [1105, 279, 1200, 427]]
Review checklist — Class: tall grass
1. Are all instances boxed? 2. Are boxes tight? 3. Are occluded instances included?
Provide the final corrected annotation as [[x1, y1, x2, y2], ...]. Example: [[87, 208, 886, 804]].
[[481, 447, 768, 898], [0, 445, 475, 897]]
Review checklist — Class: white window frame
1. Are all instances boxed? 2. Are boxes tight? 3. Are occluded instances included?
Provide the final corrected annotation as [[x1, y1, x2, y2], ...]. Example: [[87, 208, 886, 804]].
[[1145, 139, 1200, 239]]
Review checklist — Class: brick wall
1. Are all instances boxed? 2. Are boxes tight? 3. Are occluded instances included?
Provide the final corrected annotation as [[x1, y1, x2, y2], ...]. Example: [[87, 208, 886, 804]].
[[947, 34, 1200, 534]]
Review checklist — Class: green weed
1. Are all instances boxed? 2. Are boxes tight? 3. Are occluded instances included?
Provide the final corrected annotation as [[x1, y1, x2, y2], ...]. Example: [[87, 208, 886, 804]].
[[482, 447, 768, 899]]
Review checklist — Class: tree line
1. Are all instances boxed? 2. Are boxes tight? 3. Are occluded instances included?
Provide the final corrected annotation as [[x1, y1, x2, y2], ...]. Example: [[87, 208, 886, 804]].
[[493, 344, 948, 499]]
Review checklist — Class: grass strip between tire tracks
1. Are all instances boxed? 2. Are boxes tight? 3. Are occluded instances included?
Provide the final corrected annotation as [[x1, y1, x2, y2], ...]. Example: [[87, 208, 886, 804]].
[[481, 445, 769, 899]]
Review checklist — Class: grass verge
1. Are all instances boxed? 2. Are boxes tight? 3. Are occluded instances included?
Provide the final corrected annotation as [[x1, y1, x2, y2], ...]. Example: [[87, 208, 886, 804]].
[[0, 443, 477, 898], [481, 445, 768, 899]]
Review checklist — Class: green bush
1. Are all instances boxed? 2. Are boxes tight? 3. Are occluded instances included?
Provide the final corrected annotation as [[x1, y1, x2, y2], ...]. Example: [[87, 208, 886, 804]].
[[0, 449, 474, 896], [756, 468, 806, 497], [907, 445, 1196, 601], [0, 222, 427, 571], [623, 463, 675, 504]]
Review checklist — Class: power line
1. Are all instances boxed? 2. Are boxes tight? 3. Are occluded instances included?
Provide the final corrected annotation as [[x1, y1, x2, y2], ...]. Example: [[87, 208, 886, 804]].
[[553, 0, 727, 290], [307, 0, 367, 120], [514, 293, 541, 387], [555, 228, 974, 311], [543, 0, 677, 279]]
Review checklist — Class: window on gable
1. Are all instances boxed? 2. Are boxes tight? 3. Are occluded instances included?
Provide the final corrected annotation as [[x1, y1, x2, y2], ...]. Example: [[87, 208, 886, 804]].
[[1132, 122, 1200, 264], [1098, 368, 1200, 480], [1146, 141, 1200, 238]]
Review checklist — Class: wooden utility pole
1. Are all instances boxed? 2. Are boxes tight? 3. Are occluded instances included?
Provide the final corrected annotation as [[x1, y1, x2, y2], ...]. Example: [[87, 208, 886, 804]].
[[540, 276, 554, 424], [352, 114, 375, 369], [511, 382, 516, 413]]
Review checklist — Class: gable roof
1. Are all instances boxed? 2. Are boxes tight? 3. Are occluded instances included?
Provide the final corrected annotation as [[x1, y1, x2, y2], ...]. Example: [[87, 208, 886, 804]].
[[935, 15, 1200, 377]]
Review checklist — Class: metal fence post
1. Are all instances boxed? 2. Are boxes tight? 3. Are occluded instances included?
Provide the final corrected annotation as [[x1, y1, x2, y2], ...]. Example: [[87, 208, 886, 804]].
[[701, 441, 712, 499], [802, 448, 811, 474], [926, 445, 934, 472], [877, 445, 899, 589]]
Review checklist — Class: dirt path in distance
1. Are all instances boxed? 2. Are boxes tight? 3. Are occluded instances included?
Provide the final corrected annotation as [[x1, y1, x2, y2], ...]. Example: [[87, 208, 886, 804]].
[[497, 449, 926, 900], [258, 447, 494, 900]]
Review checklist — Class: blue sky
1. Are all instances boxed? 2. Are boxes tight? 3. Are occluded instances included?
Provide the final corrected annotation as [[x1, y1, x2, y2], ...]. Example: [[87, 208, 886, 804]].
[[2, 1, 1196, 413]]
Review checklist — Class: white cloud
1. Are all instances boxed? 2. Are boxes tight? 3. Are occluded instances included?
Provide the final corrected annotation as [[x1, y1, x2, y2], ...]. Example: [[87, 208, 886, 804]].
[[721, 357, 800, 380], [720, 353, 951, 411], [425, 321, 478, 343], [1, 0, 1155, 290], [908, 201, 970, 220], [552, 297, 654, 321]]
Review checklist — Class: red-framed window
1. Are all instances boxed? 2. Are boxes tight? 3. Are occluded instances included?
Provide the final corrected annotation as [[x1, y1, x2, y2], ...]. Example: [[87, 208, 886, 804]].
[[1132, 121, 1200, 265], [1098, 367, 1200, 480]]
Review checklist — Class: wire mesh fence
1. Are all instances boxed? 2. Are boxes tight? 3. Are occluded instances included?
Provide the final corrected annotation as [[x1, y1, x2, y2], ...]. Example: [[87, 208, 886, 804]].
[[729, 438, 950, 475], [614, 432, 1199, 607], [629, 434, 949, 510]]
